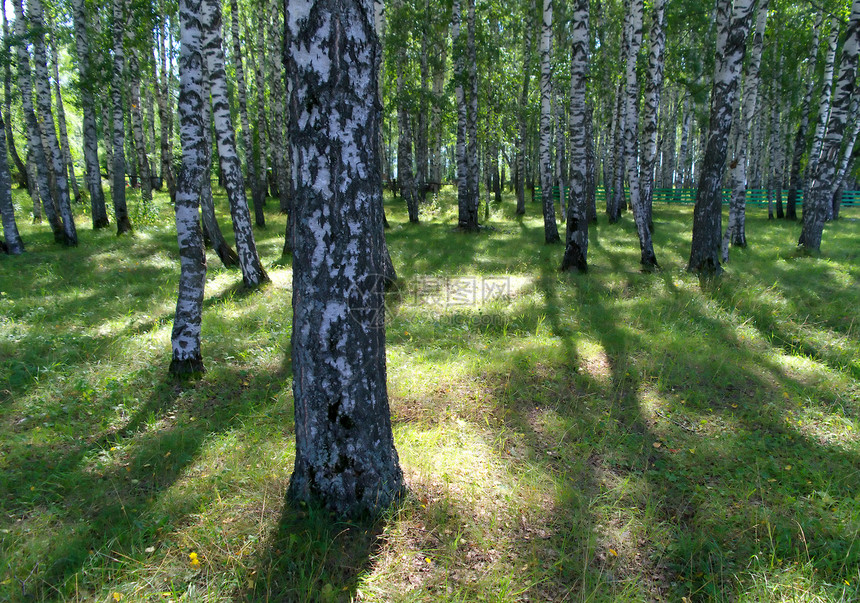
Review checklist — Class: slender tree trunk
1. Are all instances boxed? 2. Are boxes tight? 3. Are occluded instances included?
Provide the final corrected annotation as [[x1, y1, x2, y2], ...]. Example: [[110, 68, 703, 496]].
[[28, 0, 77, 246], [200, 0, 269, 287], [396, 62, 419, 223], [799, 0, 860, 253], [539, 0, 560, 243], [430, 35, 446, 190], [786, 16, 822, 220], [623, 0, 657, 268], [722, 0, 768, 259], [157, 0, 176, 201], [676, 93, 691, 193], [71, 0, 109, 229], [562, 0, 589, 272], [49, 26, 80, 205], [453, 0, 477, 230], [267, 0, 291, 215], [250, 4, 268, 223], [229, 0, 256, 211], [127, 39, 153, 209], [416, 0, 429, 202], [641, 0, 666, 233], [688, 0, 755, 275], [170, 0, 207, 376], [516, 0, 534, 215], [2, 10, 28, 190], [466, 0, 480, 221], [609, 83, 625, 221], [285, 0, 403, 517], [25, 150, 41, 222], [111, 0, 133, 234], [14, 0, 61, 239], [804, 19, 839, 191], [0, 111, 23, 254]]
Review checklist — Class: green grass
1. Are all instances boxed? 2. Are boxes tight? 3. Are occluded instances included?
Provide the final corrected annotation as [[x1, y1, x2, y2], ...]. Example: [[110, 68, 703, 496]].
[[1, 185, 858, 602]]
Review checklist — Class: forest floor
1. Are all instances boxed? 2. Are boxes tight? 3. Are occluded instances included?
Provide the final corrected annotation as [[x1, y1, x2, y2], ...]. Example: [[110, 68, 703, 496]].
[[1, 185, 858, 602]]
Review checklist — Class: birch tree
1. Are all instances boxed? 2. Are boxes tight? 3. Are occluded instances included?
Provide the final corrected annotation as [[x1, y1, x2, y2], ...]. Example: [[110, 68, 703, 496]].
[[200, 0, 269, 287], [266, 0, 290, 215], [285, 0, 403, 517], [229, 0, 257, 214], [71, 0, 110, 229], [111, 0, 133, 234], [622, 0, 657, 268], [157, 0, 176, 201], [640, 0, 666, 232], [28, 0, 77, 246], [798, 0, 860, 253], [0, 111, 23, 254], [539, 0, 560, 243], [48, 27, 80, 206], [561, 0, 589, 272], [453, 0, 477, 230], [688, 0, 756, 275], [516, 0, 534, 215], [722, 0, 768, 259], [170, 0, 207, 376], [126, 26, 153, 209]]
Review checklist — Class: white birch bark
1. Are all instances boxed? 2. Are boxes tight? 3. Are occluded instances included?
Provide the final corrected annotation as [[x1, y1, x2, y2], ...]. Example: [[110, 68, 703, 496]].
[[28, 0, 77, 246], [516, 0, 535, 215], [805, 19, 840, 183], [466, 0, 480, 221], [48, 27, 80, 206], [641, 0, 666, 232], [539, 0, 560, 243], [688, 0, 756, 274], [622, 0, 657, 268], [170, 0, 207, 376], [127, 34, 153, 208], [722, 0, 768, 259], [251, 4, 269, 222], [452, 0, 476, 230], [13, 0, 59, 239], [285, 0, 403, 517], [562, 0, 589, 272], [71, 0, 109, 228], [229, 0, 257, 211], [200, 0, 269, 287], [111, 0, 132, 234], [0, 110, 23, 254], [267, 0, 290, 215], [799, 0, 860, 252]]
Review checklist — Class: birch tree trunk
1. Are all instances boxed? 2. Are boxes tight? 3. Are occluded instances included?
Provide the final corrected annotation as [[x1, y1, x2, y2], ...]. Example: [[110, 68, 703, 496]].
[[229, 0, 257, 213], [250, 4, 269, 224], [688, 0, 755, 275], [798, 0, 860, 253], [0, 111, 23, 254], [430, 37, 446, 189], [453, 0, 477, 230], [267, 0, 291, 215], [111, 0, 133, 234], [622, 0, 657, 268], [28, 0, 77, 246], [516, 0, 534, 215], [49, 28, 80, 206], [200, 0, 269, 287], [539, 0, 560, 243], [416, 0, 430, 202], [71, 0, 109, 229], [127, 38, 153, 209], [25, 150, 42, 222], [608, 83, 625, 221], [722, 0, 768, 259], [562, 0, 589, 272], [785, 16, 822, 220], [640, 0, 666, 233], [466, 0, 480, 221], [170, 0, 207, 376], [396, 60, 419, 223], [2, 10, 27, 191], [285, 0, 403, 517], [804, 19, 839, 190], [157, 0, 176, 201]]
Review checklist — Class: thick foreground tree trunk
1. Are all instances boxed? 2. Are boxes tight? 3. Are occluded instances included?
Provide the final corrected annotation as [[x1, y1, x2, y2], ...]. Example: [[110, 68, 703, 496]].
[[688, 0, 754, 275], [285, 0, 404, 517], [170, 0, 208, 376]]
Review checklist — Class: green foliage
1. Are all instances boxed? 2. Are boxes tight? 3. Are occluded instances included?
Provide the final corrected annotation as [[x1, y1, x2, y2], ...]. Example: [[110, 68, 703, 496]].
[[1, 184, 858, 601]]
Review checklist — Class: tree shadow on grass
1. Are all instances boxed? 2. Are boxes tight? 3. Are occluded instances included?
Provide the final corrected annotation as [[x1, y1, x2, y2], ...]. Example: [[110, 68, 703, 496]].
[[0, 361, 293, 601]]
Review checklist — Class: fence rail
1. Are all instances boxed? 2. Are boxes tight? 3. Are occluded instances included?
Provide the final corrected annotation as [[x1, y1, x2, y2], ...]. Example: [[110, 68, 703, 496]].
[[534, 186, 860, 207]]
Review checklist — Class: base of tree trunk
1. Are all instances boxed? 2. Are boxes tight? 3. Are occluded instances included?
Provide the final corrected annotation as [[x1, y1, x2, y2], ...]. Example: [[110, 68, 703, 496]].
[[560, 249, 587, 273], [169, 355, 205, 377], [544, 234, 561, 244], [686, 257, 722, 277], [116, 218, 133, 236], [0, 239, 7, 254], [93, 217, 110, 229], [214, 242, 240, 268]]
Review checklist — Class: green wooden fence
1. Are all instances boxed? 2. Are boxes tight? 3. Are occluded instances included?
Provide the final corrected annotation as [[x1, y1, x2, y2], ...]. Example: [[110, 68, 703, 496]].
[[534, 186, 860, 207]]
